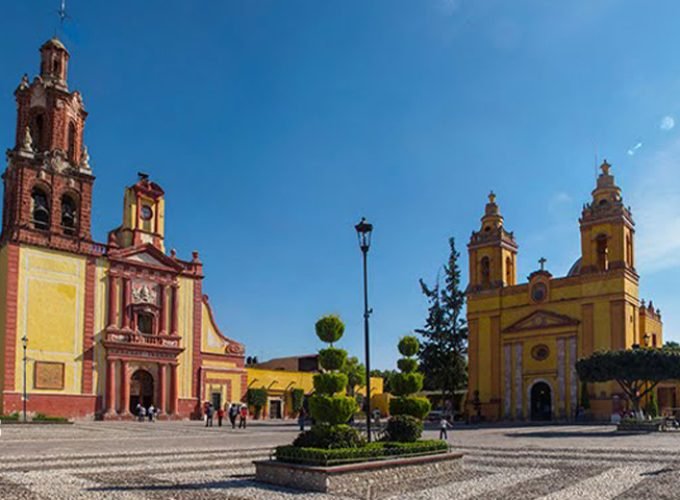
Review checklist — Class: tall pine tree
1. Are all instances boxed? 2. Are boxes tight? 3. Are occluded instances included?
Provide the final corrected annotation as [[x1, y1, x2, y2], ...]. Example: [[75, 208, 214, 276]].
[[416, 237, 468, 404]]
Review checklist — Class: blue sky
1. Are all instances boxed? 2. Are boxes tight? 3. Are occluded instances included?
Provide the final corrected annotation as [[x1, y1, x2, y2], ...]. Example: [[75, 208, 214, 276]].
[[1, 1, 679, 368]]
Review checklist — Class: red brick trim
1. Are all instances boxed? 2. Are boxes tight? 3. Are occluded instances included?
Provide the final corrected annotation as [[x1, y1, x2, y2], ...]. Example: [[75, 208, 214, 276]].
[[192, 278, 203, 399], [81, 257, 96, 394], [3, 244, 20, 392]]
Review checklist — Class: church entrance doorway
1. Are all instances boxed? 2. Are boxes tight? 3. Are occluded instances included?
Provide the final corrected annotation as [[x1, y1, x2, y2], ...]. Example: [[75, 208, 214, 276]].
[[530, 382, 552, 421], [129, 369, 154, 413]]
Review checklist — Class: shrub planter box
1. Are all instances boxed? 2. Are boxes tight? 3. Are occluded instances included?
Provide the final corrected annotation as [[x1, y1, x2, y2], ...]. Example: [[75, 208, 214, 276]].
[[254, 451, 464, 498]]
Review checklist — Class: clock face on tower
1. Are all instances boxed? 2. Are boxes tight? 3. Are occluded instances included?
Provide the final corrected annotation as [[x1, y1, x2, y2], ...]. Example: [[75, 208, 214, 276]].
[[141, 205, 153, 221]]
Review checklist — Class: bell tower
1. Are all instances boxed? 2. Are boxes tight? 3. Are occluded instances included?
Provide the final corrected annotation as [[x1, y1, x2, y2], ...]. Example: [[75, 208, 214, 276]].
[[108, 173, 166, 251], [468, 192, 519, 291], [2, 37, 94, 251], [579, 161, 636, 275]]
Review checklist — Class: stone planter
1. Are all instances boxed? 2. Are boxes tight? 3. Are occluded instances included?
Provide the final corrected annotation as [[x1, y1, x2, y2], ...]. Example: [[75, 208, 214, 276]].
[[254, 451, 464, 498], [617, 419, 666, 432]]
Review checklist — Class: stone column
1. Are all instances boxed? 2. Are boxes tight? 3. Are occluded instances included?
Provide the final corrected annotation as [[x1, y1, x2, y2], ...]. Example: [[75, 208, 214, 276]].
[[170, 285, 178, 336], [513, 343, 523, 420], [122, 278, 131, 330], [107, 275, 118, 328], [106, 358, 116, 414], [557, 338, 566, 418], [120, 360, 129, 415], [158, 363, 166, 415], [169, 363, 178, 414], [158, 286, 167, 335]]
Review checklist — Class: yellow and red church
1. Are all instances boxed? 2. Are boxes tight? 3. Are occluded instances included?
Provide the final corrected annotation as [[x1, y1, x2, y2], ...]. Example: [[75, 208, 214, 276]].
[[466, 162, 667, 421], [0, 38, 247, 419]]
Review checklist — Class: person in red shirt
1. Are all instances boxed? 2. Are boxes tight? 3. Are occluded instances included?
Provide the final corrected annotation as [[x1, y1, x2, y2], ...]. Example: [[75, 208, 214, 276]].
[[217, 406, 225, 427], [239, 404, 248, 429]]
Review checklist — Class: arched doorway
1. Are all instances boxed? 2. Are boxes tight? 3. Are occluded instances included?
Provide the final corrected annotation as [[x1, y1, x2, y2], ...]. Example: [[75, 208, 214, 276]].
[[530, 381, 552, 421], [129, 369, 154, 413]]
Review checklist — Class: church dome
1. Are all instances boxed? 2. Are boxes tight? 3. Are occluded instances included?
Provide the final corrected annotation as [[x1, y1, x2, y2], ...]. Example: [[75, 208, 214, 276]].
[[567, 258, 582, 277]]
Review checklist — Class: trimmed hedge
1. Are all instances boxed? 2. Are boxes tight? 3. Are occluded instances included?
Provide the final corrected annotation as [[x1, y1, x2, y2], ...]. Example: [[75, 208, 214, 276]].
[[318, 348, 348, 371], [276, 440, 448, 466], [389, 396, 431, 420], [313, 373, 348, 395], [391, 372, 424, 396], [398, 336, 420, 357], [309, 394, 357, 425], [315, 315, 345, 344], [293, 424, 365, 449], [385, 414, 423, 443], [396, 358, 418, 374]]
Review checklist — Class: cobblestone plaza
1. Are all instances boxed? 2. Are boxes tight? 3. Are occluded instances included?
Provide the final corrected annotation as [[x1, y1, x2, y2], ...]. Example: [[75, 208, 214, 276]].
[[1, 422, 678, 499]]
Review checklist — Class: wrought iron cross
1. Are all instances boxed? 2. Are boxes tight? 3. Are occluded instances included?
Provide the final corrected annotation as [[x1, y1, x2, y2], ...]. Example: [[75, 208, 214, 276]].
[[539, 257, 547, 271]]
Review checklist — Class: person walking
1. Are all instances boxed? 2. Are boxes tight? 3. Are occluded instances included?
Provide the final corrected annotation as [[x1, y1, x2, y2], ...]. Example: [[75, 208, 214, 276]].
[[298, 407, 306, 432], [439, 416, 452, 440], [138, 405, 146, 422], [147, 404, 155, 422], [217, 406, 225, 427], [229, 403, 238, 429], [205, 402, 214, 427], [238, 404, 248, 429]]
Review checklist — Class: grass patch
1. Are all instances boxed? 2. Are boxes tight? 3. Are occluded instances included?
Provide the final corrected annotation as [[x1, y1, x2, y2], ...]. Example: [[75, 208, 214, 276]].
[[33, 413, 69, 423], [275, 440, 449, 466]]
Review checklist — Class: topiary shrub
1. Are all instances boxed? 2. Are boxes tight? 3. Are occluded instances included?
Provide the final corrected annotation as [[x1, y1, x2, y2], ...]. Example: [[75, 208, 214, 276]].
[[397, 357, 418, 374], [385, 415, 423, 443], [391, 372, 424, 397], [389, 396, 431, 420], [318, 347, 347, 371], [293, 424, 365, 449], [309, 394, 358, 425], [398, 336, 420, 357], [315, 315, 345, 345], [313, 372, 349, 395]]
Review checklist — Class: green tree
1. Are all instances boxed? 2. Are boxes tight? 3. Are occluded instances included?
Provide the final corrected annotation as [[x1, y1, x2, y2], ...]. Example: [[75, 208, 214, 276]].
[[290, 388, 305, 414], [416, 238, 468, 402], [370, 369, 398, 393], [576, 349, 680, 412], [664, 341, 680, 351], [246, 387, 268, 419], [340, 356, 365, 396]]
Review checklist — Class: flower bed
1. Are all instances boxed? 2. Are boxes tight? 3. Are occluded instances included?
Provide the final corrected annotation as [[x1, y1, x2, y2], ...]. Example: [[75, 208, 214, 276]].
[[275, 439, 449, 466]]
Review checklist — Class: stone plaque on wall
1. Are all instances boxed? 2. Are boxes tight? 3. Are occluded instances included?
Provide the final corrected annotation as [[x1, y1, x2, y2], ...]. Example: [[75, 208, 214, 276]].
[[34, 361, 65, 390]]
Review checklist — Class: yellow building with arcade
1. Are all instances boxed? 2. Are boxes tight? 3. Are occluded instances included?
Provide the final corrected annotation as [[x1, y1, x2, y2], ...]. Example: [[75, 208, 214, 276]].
[[0, 38, 247, 419], [466, 161, 664, 421]]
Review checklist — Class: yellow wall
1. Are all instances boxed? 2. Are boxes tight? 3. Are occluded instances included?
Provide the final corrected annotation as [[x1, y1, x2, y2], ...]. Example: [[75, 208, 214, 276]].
[[0, 245, 8, 411], [93, 259, 109, 398], [177, 276, 195, 399], [15, 247, 86, 395]]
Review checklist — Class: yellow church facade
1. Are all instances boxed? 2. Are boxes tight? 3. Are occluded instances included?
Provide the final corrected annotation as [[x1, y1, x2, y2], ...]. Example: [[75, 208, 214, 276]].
[[0, 38, 247, 419], [467, 162, 664, 421]]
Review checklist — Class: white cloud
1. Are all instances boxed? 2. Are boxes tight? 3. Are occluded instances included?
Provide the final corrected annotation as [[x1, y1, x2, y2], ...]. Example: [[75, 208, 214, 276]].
[[627, 142, 643, 156], [660, 116, 675, 131], [631, 138, 680, 273]]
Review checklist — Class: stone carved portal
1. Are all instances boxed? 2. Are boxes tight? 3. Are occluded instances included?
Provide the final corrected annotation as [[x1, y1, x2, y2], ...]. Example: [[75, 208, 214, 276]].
[[129, 369, 154, 413], [530, 381, 552, 421]]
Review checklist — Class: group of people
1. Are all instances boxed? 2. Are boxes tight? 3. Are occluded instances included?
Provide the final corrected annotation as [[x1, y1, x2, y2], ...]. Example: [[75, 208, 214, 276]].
[[134, 403, 158, 422], [204, 401, 249, 429]]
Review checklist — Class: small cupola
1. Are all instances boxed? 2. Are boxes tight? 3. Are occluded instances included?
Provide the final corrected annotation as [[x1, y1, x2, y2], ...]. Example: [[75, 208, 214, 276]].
[[39, 37, 70, 87]]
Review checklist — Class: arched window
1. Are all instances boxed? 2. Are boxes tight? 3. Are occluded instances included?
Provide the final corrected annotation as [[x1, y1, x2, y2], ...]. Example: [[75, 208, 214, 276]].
[[480, 257, 491, 286], [30, 114, 44, 152], [626, 234, 633, 268], [53, 56, 61, 77], [505, 256, 514, 285], [31, 187, 50, 230], [596, 234, 609, 272], [61, 194, 77, 235], [67, 122, 77, 163]]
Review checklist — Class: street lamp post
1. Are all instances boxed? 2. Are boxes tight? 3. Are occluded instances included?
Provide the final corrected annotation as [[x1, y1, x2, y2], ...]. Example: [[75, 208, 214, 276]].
[[354, 217, 373, 442], [21, 335, 28, 423]]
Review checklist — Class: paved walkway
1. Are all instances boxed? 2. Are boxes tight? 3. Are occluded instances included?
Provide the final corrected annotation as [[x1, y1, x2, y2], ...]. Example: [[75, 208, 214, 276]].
[[0, 421, 678, 498]]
